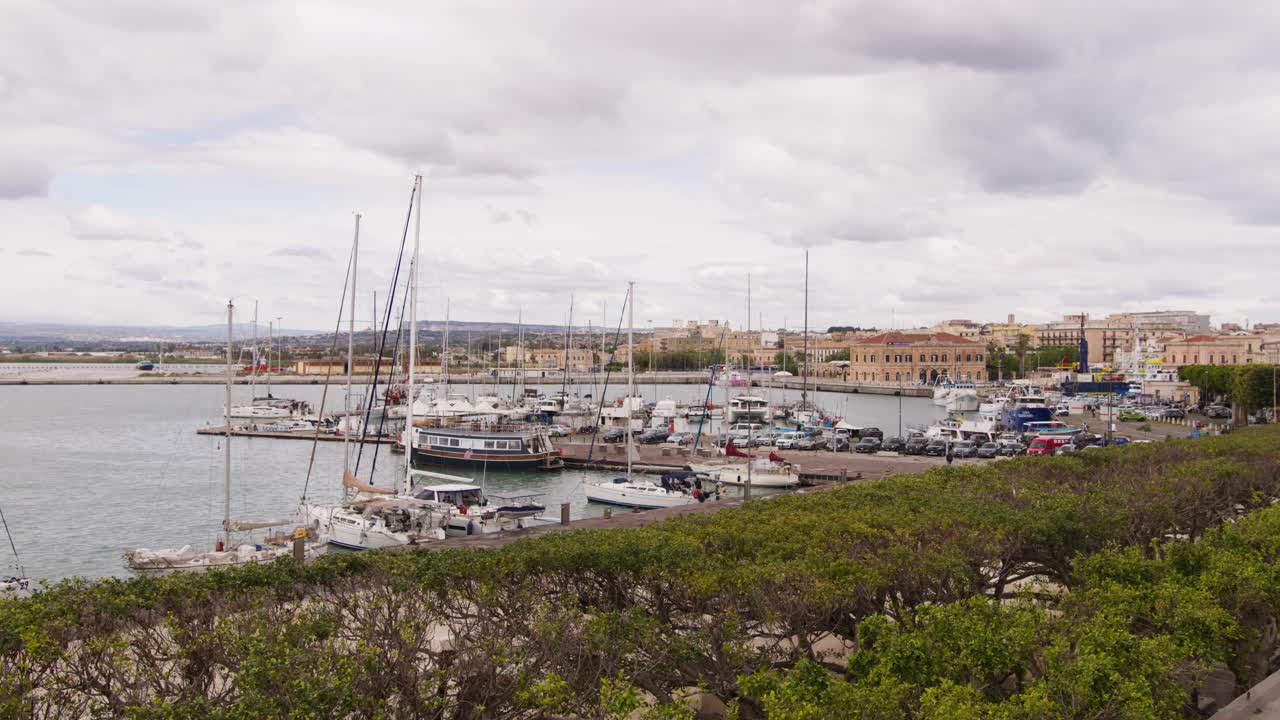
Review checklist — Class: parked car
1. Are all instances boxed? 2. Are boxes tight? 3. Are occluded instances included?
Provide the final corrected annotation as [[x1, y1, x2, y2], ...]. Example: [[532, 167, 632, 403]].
[[602, 427, 626, 443], [666, 432, 694, 445], [775, 432, 807, 449], [904, 437, 929, 455], [854, 436, 882, 453], [1162, 408, 1186, 419], [637, 430, 670, 444], [1118, 410, 1148, 422], [546, 424, 572, 437], [952, 440, 978, 458], [1206, 405, 1232, 419], [881, 436, 906, 452], [976, 442, 1000, 459], [828, 436, 850, 452], [796, 436, 828, 451], [1109, 435, 1131, 445], [751, 431, 777, 447], [924, 440, 948, 457], [859, 427, 884, 439], [997, 442, 1026, 457]]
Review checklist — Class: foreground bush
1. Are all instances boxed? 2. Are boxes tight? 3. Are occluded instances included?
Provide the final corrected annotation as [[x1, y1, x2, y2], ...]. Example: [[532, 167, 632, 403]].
[[3, 428, 1280, 718]]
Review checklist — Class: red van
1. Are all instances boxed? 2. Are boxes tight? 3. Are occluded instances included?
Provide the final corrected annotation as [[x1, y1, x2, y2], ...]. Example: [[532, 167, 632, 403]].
[[1027, 436, 1072, 456]]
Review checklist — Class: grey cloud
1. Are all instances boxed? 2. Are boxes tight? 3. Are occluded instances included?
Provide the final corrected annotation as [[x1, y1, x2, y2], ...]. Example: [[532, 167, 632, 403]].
[[488, 207, 540, 227], [831, 2, 1056, 71], [68, 206, 201, 249], [271, 247, 330, 261], [775, 208, 943, 248], [17, 249, 51, 257], [0, 155, 50, 199]]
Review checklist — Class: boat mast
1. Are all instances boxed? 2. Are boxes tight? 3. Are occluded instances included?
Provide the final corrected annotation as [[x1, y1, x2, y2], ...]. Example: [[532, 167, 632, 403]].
[[251, 301, 259, 394], [561, 293, 574, 407], [801, 250, 809, 411], [266, 321, 273, 397], [444, 299, 450, 395], [407, 174, 422, 492], [345, 213, 360, 474], [626, 281, 635, 479], [746, 273, 752, 502], [223, 300, 233, 542], [516, 308, 524, 402], [0, 503, 24, 580]]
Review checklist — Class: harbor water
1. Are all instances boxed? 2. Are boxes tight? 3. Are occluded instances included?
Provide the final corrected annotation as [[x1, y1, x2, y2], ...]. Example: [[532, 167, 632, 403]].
[[0, 382, 947, 581]]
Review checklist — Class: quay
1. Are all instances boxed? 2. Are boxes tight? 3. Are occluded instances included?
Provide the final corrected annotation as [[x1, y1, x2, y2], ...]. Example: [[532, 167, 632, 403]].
[[555, 440, 952, 483], [196, 425, 396, 444]]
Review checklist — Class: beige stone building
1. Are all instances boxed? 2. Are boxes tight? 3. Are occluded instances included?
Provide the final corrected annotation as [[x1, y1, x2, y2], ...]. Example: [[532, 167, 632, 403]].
[[1036, 314, 1133, 366], [1161, 335, 1269, 368], [528, 347, 596, 372], [848, 332, 985, 384]]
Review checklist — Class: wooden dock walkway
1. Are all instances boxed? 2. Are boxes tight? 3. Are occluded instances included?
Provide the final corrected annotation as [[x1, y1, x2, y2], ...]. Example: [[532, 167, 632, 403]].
[[196, 425, 396, 444]]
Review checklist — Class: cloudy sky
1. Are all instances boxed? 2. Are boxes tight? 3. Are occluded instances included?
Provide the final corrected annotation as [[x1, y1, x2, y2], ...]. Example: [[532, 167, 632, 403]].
[[3, 1, 1278, 332]]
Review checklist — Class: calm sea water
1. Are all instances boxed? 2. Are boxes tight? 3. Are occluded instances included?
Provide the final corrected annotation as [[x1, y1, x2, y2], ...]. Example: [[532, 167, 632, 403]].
[[0, 381, 944, 581]]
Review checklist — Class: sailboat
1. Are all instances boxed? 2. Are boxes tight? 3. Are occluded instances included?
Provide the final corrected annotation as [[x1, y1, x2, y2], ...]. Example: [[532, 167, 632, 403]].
[[228, 303, 314, 420], [124, 301, 325, 574], [586, 282, 697, 510], [304, 180, 451, 551], [0, 501, 30, 597]]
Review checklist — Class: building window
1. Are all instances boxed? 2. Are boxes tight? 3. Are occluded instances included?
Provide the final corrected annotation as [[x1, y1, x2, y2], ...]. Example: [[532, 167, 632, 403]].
[[884, 371, 889, 381], [1233, 355, 1238, 364], [905, 354, 912, 362], [870, 354, 876, 362], [894, 354, 901, 363], [942, 354, 948, 363], [977, 354, 983, 361], [895, 371, 901, 381], [931, 354, 938, 362]]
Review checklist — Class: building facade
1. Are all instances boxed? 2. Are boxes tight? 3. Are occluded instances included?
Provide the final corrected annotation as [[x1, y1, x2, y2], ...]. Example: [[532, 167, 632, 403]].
[[848, 332, 985, 384], [1036, 314, 1133, 366], [1161, 335, 1269, 369]]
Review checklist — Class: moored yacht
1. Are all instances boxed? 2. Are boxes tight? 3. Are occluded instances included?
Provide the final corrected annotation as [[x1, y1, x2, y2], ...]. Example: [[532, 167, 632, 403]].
[[409, 470, 546, 536], [726, 394, 771, 423]]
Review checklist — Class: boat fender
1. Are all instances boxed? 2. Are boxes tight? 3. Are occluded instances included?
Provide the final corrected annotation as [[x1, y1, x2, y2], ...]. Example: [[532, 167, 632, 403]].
[[466, 520, 475, 536], [458, 504, 467, 515]]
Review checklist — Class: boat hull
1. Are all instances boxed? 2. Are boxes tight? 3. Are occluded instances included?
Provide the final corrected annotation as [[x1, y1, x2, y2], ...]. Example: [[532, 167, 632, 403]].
[[410, 447, 563, 471], [584, 483, 697, 509]]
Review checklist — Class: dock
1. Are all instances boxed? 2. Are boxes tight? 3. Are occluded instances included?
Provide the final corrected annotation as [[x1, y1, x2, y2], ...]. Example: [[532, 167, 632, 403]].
[[555, 440, 953, 483], [196, 425, 397, 444]]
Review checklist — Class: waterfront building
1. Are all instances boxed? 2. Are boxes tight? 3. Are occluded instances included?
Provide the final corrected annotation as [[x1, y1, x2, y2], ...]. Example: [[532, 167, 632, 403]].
[[1036, 314, 1133, 365], [848, 332, 985, 384], [1107, 310, 1211, 335], [1161, 335, 1272, 369], [984, 314, 1040, 350]]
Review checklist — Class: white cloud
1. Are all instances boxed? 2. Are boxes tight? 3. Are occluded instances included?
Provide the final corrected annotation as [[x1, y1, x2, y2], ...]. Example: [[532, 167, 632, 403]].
[[1, 1, 1279, 329]]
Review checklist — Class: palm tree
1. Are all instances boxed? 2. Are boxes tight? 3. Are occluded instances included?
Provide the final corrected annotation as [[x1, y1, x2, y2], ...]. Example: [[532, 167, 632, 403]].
[[1014, 333, 1032, 378]]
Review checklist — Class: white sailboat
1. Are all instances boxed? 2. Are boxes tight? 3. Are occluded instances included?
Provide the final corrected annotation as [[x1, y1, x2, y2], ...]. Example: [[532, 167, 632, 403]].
[[0, 501, 30, 597], [304, 179, 452, 551], [125, 301, 325, 574], [586, 282, 696, 510]]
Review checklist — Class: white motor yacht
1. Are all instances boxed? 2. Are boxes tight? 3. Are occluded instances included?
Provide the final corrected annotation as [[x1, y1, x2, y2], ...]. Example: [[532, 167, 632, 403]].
[[408, 469, 546, 536]]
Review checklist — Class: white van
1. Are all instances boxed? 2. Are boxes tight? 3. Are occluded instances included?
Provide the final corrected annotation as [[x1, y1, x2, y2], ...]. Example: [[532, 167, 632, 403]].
[[774, 431, 806, 449], [727, 422, 766, 440]]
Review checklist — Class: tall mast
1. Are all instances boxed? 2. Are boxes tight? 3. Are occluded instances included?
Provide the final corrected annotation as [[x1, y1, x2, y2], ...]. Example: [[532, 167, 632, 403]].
[[626, 281, 635, 479], [516, 307, 524, 401], [266, 321, 273, 397], [407, 174, 422, 492], [444, 299, 450, 394], [746, 274, 752, 502], [223, 300, 233, 538], [801, 250, 809, 409], [345, 213, 360, 474], [250, 301, 259, 393], [561, 293, 574, 405]]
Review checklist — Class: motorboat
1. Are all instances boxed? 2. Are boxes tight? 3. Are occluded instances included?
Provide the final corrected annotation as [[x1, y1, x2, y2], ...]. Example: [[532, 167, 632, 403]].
[[946, 393, 982, 413], [925, 418, 1000, 444], [933, 381, 978, 407], [0, 575, 30, 597], [409, 470, 546, 536], [690, 456, 801, 488], [726, 394, 771, 423]]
